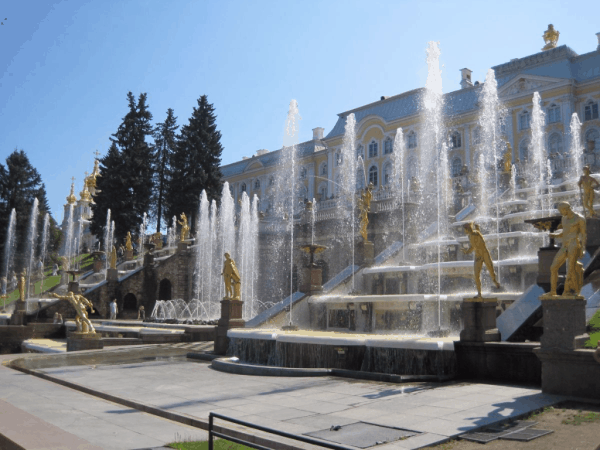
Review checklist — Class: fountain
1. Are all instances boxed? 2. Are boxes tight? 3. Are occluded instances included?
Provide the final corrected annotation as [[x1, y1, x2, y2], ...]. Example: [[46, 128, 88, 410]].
[[25, 198, 39, 299], [1, 209, 16, 308]]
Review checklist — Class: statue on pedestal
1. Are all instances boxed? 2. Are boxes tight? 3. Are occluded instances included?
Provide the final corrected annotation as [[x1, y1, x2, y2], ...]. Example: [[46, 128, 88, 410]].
[[462, 223, 501, 297], [110, 246, 117, 269], [51, 291, 96, 334], [358, 183, 373, 242], [221, 252, 241, 300], [542, 24, 560, 51], [125, 232, 133, 251], [542, 201, 586, 297], [178, 213, 190, 242], [578, 166, 599, 218], [18, 270, 26, 302]]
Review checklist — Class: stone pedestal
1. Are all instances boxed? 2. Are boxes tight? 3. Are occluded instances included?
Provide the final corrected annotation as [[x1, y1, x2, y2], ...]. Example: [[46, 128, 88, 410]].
[[10, 300, 27, 326], [460, 297, 500, 342], [144, 253, 155, 266], [358, 241, 375, 267], [67, 332, 103, 352], [301, 267, 323, 295], [215, 299, 245, 355], [68, 281, 80, 294], [177, 242, 189, 252], [124, 249, 133, 261], [106, 268, 118, 281], [540, 295, 588, 350], [586, 218, 600, 254]]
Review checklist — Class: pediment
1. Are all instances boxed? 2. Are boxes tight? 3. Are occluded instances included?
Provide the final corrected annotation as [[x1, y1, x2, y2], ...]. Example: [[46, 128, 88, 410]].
[[498, 74, 569, 98], [245, 161, 264, 172]]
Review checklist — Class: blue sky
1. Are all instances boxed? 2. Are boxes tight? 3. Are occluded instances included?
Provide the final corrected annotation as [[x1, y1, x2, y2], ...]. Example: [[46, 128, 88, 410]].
[[1, 0, 599, 221]]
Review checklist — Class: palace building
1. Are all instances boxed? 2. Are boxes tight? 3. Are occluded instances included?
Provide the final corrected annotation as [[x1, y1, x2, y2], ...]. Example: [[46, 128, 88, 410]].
[[221, 29, 600, 211]]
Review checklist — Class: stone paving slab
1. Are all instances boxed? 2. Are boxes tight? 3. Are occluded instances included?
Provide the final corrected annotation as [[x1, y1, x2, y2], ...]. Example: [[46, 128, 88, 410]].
[[30, 356, 565, 449], [0, 358, 208, 450]]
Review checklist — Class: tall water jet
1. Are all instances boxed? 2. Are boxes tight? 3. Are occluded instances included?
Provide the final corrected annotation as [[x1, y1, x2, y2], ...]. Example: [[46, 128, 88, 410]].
[[238, 192, 255, 318], [26, 198, 39, 299], [310, 198, 317, 245], [2, 209, 17, 298], [569, 112, 583, 181], [249, 194, 259, 317], [104, 209, 112, 269], [479, 68, 505, 282], [339, 113, 358, 289], [39, 213, 50, 291], [510, 164, 517, 200], [62, 204, 75, 271], [531, 92, 547, 214], [421, 41, 448, 327], [219, 182, 236, 299], [195, 190, 211, 304], [393, 128, 406, 260], [139, 212, 147, 251], [209, 200, 218, 317]]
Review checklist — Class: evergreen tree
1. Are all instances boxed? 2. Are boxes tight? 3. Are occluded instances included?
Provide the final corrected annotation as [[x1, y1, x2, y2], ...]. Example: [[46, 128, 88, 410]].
[[151, 108, 178, 232], [90, 92, 154, 246], [0, 149, 58, 272], [166, 95, 223, 233]]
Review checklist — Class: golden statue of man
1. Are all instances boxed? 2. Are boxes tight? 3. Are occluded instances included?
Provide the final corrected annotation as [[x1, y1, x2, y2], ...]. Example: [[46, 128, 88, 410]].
[[503, 142, 513, 173], [18, 270, 26, 302], [125, 232, 133, 251], [578, 166, 599, 218], [543, 201, 586, 297], [178, 213, 190, 242], [51, 291, 96, 334], [462, 223, 501, 297], [222, 252, 241, 300], [358, 183, 374, 242], [110, 246, 117, 269]]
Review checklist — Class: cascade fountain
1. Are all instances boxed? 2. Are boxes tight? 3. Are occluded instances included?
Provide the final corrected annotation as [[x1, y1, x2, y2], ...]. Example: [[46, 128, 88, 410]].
[[569, 112, 584, 181], [62, 204, 75, 271], [39, 213, 50, 290], [393, 128, 406, 260], [103, 209, 112, 269], [531, 92, 547, 215]]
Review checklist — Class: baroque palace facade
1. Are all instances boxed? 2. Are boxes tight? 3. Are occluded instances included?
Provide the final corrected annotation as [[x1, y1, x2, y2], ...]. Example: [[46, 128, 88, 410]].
[[221, 29, 600, 213]]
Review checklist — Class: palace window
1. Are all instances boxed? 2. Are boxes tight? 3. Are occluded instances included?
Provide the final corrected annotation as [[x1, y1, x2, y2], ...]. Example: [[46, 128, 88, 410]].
[[586, 129, 599, 152], [269, 176, 274, 186], [547, 104, 561, 124], [452, 158, 462, 177], [335, 150, 343, 166], [368, 166, 378, 186], [548, 133, 563, 155], [321, 162, 328, 176], [384, 138, 393, 155], [356, 169, 365, 190], [407, 131, 417, 149], [585, 101, 599, 121], [407, 156, 419, 179], [383, 162, 393, 185], [368, 141, 378, 158], [519, 139, 530, 162], [519, 111, 531, 130], [450, 131, 462, 149], [254, 179, 260, 190], [319, 184, 327, 200], [300, 167, 307, 180], [357, 145, 364, 159], [241, 183, 247, 193]]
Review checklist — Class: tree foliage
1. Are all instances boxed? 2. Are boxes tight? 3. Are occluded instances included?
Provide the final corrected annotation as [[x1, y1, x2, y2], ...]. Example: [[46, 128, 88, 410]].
[[90, 92, 154, 246], [165, 95, 223, 233], [0, 149, 60, 273], [151, 108, 178, 232]]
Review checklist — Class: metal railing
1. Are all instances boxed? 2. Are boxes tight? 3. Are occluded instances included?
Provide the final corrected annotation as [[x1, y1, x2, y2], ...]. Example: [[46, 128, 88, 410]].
[[208, 412, 355, 450]]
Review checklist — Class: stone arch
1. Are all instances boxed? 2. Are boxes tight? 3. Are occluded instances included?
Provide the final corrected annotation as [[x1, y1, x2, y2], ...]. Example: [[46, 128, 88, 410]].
[[159, 278, 172, 300], [123, 293, 137, 311]]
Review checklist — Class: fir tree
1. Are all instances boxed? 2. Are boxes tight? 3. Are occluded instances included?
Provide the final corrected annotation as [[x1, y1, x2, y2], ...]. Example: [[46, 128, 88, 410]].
[[0, 149, 57, 272], [90, 92, 154, 246], [151, 108, 178, 232], [166, 95, 223, 233]]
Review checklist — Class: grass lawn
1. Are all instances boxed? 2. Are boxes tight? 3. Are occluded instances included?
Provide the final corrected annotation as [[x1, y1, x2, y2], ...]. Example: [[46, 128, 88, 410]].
[[167, 439, 254, 450], [1, 275, 62, 309], [585, 309, 600, 348]]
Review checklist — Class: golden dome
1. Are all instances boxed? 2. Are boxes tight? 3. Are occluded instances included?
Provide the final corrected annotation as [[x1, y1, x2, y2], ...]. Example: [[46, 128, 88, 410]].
[[66, 183, 77, 205]]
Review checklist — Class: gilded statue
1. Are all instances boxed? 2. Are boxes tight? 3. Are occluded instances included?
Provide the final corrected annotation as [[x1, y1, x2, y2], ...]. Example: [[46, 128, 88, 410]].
[[110, 245, 117, 269], [51, 291, 96, 334], [18, 270, 26, 302], [222, 252, 241, 300], [503, 142, 513, 173], [151, 231, 163, 249], [86, 158, 101, 189], [542, 24, 560, 51], [542, 201, 586, 298], [358, 183, 374, 242], [462, 223, 501, 297], [125, 232, 133, 251], [578, 166, 599, 218], [178, 213, 190, 242]]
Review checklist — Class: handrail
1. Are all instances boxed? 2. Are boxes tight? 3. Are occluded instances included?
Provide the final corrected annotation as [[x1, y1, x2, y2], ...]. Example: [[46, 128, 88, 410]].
[[209, 412, 356, 450]]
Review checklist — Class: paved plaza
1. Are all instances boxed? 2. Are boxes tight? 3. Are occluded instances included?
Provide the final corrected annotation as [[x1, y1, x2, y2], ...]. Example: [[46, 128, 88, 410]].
[[0, 346, 566, 450]]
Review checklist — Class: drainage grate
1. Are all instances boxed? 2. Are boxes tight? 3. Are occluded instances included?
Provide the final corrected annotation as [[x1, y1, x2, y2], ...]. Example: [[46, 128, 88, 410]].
[[501, 429, 554, 441], [460, 420, 539, 443], [305, 422, 418, 448]]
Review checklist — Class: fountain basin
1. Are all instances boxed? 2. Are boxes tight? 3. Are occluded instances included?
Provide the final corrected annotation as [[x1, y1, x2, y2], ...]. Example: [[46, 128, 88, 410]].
[[227, 329, 457, 377]]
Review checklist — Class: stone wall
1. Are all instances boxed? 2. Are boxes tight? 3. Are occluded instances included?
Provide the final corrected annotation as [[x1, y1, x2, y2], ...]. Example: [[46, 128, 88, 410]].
[[0, 324, 65, 354]]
